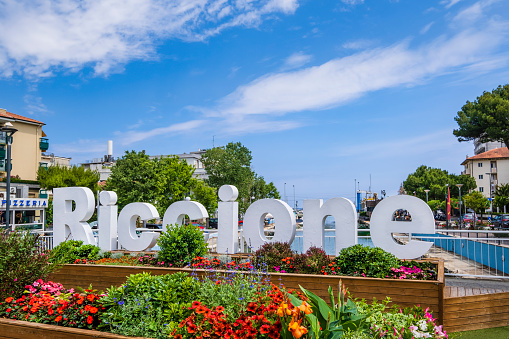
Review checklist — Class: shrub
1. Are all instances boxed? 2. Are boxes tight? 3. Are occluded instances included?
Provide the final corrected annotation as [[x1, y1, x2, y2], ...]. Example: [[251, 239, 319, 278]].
[[324, 244, 400, 278], [50, 240, 101, 264], [0, 230, 58, 300], [251, 241, 295, 271], [296, 246, 331, 274], [99, 272, 199, 338], [157, 224, 207, 266]]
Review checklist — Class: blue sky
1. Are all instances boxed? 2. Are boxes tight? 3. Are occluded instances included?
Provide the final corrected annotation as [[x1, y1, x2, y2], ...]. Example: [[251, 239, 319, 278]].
[[0, 0, 508, 205]]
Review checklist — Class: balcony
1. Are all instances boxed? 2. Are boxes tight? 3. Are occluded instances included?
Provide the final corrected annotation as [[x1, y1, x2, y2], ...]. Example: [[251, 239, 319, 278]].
[[40, 138, 49, 151], [0, 147, 5, 160], [491, 167, 497, 173]]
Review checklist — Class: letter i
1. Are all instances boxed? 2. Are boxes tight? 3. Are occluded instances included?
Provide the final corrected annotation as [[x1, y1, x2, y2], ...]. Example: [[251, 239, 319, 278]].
[[217, 185, 239, 254]]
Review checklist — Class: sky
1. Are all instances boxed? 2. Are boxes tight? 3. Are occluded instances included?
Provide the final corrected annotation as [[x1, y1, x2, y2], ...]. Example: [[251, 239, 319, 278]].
[[0, 0, 508, 206]]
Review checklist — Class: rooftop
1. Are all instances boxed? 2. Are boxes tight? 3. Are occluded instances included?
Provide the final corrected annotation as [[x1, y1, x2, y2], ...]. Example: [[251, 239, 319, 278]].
[[461, 147, 509, 165], [0, 108, 45, 125]]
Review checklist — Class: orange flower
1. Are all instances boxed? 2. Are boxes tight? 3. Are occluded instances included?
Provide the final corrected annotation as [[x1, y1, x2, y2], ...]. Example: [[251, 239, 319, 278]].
[[5, 297, 13, 303], [89, 307, 98, 314], [87, 294, 95, 302], [55, 316, 62, 322]]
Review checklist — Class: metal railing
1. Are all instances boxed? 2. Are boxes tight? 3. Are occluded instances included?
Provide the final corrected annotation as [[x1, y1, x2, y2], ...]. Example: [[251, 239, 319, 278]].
[[30, 228, 509, 279]]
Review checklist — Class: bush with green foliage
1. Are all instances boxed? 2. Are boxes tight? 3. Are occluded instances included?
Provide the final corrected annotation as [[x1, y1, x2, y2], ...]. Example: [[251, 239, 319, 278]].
[[99, 272, 199, 338], [157, 224, 207, 267], [323, 244, 401, 278], [50, 240, 101, 264], [296, 246, 331, 274], [0, 230, 58, 300], [251, 241, 295, 271]]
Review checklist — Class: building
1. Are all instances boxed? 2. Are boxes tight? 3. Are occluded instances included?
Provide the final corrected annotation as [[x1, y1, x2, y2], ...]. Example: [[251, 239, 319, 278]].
[[40, 153, 71, 168], [80, 140, 115, 182], [151, 149, 209, 180], [0, 108, 51, 229], [461, 147, 509, 198], [474, 138, 506, 155], [0, 108, 48, 182]]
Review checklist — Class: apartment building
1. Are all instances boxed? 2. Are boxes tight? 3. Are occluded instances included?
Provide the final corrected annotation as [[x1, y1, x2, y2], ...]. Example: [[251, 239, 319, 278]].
[[461, 147, 509, 199]]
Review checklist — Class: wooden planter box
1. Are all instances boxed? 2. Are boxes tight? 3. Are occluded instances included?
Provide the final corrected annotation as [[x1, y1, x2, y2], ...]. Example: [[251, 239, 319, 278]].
[[50, 260, 444, 323], [0, 318, 140, 339], [443, 291, 509, 332]]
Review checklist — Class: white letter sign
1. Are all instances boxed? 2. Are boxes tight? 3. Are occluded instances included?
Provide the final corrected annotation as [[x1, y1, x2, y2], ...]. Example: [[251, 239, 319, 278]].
[[370, 195, 434, 259]]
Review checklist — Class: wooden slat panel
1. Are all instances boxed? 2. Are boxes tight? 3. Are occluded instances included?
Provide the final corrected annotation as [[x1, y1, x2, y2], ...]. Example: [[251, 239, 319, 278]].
[[444, 305, 509, 320], [444, 291, 509, 304], [0, 319, 141, 339], [445, 318, 509, 333]]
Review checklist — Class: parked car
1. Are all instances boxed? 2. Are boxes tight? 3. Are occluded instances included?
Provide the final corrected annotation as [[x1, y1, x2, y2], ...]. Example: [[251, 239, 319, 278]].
[[435, 211, 446, 221], [492, 214, 509, 229]]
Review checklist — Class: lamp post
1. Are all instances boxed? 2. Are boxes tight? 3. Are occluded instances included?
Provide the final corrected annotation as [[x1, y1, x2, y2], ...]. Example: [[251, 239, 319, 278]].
[[424, 189, 430, 203], [445, 184, 449, 229], [486, 172, 493, 224], [0, 122, 17, 231], [456, 184, 463, 229]]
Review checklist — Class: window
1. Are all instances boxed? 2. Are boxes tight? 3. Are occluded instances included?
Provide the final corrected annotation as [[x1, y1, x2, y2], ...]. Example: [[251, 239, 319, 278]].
[[479, 187, 484, 192], [479, 174, 483, 179], [478, 163, 483, 167]]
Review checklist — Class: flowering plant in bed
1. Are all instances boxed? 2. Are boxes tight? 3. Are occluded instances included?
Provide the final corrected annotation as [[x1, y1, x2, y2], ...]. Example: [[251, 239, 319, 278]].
[[0, 279, 104, 329]]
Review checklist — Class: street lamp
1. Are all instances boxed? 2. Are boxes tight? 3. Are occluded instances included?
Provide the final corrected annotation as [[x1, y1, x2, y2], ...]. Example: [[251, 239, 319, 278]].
[[0, 122, 17, 231], [485, 173, 493, 224], [456, 184, 463, 229], [424, 189, 430, 203]]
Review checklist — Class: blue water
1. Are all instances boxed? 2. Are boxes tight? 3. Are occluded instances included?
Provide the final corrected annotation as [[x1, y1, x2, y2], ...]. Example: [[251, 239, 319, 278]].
[[291, 230, 373, 255]]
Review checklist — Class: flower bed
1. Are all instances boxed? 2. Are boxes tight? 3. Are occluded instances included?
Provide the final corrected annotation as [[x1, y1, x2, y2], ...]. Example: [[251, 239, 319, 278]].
[[1, 274, 447, 339], [49, 258, 445, 323]]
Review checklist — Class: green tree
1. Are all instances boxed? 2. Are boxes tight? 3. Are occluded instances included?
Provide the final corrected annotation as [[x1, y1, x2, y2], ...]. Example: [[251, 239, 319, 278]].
[[37, 165, 100, 192], [38, 165, 100, 226], [427, 200, 443, 213], [201, 142, 280, 214], [453, 84, 509, 148], [494, 183, 509, 212], [403, 165, 476, 202], [190, 179, 218, 216], [463, 191, 490, 224], [252, 174, 281, 200], [105, 151, 215, 216]]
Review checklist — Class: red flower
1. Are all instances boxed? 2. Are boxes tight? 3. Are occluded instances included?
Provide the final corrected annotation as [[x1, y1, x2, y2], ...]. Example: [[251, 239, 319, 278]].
[[89, 307, 98, 314], [247, 302, 258, 313], [55, 316, 62, 322], [87, 315, 93, 324], [260, 324, 270, 334], [6, 308, 11, 313], [5, 297, 13, 303], [87, 294, 95, 302], [48, 309, 54, 315], [187, 324, 197, 333]]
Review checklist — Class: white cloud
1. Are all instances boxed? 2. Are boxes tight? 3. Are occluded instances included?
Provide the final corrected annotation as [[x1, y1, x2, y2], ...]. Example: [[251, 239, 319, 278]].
[[117, 119, 206, 145], [420, 22, 434, 34], [0, 0, 299, 77], [282, 51, 312, 70], [341, 0, 364, 5], [441, 0, 463, 9], [452, 0, 497, 25], [24, 94, 50, 115], [213, 21, 508, 117], [342, 39, 377, 50]]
